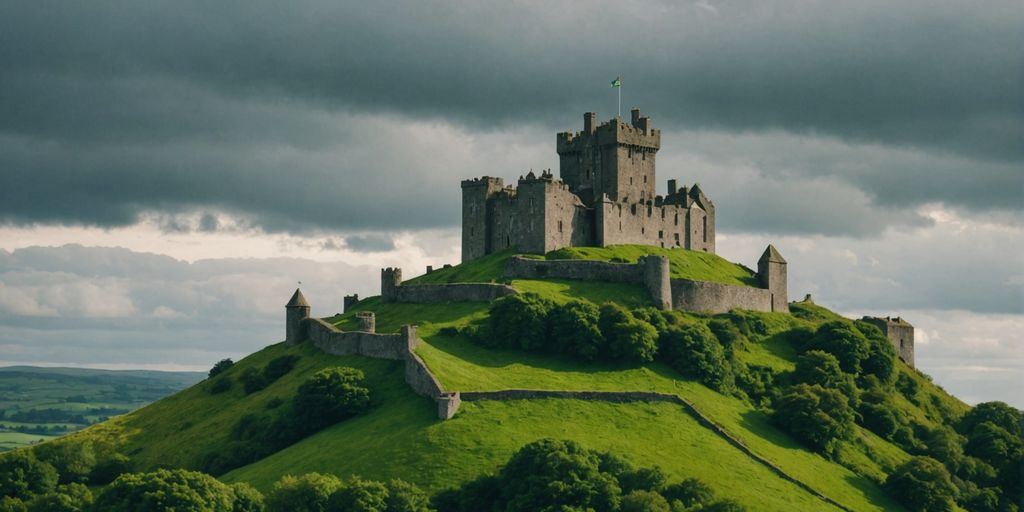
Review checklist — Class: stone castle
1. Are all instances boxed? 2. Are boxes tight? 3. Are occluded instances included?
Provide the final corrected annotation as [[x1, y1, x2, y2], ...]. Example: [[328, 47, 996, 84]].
[[462, 109, 715, 262]]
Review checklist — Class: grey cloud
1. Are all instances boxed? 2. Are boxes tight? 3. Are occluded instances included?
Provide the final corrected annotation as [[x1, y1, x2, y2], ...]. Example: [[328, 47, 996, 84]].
[[342, 234, 396, 253]]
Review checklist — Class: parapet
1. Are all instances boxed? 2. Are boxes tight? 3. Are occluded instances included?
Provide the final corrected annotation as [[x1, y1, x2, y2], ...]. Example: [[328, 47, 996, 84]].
[[557, 111, 661, 154], [461, 176, 505, 188]]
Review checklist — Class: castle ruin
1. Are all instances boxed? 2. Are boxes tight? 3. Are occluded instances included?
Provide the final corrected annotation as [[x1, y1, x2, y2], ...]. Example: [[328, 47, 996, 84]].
[[462, 109, 714, 261]]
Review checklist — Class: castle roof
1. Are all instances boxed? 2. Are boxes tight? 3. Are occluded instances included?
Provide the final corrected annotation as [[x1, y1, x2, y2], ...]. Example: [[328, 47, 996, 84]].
[[759, 244, 786, 264], [286, 288, 310, 308]]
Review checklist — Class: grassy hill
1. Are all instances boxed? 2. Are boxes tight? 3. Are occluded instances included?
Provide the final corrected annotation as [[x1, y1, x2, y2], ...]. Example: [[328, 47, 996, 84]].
[[40, 245, 978, 511]]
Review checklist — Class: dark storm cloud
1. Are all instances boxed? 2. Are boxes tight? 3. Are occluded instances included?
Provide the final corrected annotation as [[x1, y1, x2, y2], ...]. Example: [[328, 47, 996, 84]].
[[0, 0, 1020, 234]]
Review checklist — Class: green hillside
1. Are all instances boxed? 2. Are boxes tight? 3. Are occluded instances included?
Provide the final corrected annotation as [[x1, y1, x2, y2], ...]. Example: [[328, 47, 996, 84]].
[[19, 245, 998, 512]]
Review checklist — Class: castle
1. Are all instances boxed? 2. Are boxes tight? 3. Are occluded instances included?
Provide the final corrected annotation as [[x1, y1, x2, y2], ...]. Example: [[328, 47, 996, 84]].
[[462, 109, 715, 261]]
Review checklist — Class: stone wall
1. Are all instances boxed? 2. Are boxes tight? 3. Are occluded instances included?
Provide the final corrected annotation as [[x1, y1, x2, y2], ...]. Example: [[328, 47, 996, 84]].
[[861, 316, 915, 368], [383, 281, 518, 304], [670, 279, 772, 314]]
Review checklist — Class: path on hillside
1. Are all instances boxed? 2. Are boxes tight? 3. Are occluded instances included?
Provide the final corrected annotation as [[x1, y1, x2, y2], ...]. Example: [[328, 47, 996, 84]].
[[459, 388, 856, 512]]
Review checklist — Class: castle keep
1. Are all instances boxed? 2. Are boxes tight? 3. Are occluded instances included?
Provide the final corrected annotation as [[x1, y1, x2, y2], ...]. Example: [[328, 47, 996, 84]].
[[462, 109, 715, 261]]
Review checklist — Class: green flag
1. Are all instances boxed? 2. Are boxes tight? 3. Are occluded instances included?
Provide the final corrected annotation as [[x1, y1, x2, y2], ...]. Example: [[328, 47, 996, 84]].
[[611, 76, 621, 88]]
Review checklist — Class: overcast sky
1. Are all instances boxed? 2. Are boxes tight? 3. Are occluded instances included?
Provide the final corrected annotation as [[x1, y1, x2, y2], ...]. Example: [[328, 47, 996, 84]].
[[0, 0, 1020, 407]]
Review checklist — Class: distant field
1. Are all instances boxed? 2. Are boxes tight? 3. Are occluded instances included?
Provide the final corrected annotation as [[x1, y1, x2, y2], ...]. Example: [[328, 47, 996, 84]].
[[0, 366, 204, 451]]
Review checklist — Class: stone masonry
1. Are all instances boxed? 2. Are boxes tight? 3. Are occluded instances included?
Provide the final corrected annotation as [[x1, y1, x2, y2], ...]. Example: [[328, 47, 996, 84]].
[[861, 316, 915, 368], [462, 109, 715, 262]]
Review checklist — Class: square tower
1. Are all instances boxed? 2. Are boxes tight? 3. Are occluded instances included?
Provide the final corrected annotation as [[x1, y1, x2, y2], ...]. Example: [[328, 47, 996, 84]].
[[556, 109, 661, 206]]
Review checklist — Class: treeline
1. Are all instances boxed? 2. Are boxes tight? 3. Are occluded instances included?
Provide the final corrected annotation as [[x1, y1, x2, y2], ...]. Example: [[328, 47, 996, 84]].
[[1, 438, 747, 511], [4, 407, 129, 425]]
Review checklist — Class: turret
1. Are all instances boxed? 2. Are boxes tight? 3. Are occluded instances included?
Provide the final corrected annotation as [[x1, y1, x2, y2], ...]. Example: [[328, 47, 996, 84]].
[[758, 245, 788, 313], [381, 267, 402, 303], [343, 294, 359, 313], [861, 316, 915, 367], [285, 288, 310, 345]]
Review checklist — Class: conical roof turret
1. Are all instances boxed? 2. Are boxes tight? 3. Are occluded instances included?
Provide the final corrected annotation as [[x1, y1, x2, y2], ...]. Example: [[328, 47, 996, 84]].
[[759, 244, 786, 264], [286, 288, 310, 308]]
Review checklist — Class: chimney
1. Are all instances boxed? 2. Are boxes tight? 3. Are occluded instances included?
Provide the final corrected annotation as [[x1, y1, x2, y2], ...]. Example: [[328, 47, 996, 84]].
[[584, 112, 596, 133], [667, 179, 677, 195], [631, 108, 641, 127]]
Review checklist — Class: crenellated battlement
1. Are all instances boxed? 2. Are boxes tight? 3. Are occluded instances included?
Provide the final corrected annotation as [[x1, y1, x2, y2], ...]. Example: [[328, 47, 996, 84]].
[[461, 176, 505, 188]]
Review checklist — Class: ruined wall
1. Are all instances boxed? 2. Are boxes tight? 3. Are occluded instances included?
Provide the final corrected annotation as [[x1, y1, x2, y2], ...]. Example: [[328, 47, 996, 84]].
[[504, 255, 671, 310], [861, 316, 915, 368], [302, 318, 412, 360], [670, 279, 773, 314]]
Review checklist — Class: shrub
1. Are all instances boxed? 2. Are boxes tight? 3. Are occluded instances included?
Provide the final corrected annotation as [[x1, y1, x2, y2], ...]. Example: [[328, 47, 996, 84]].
[[859, 402, 899, 440], [884, 456, 958, 512], [293, 367, 371, 433], [964, 421, 1023, 472], [0, 497, 24, 512], [34, 441, 96, 484], [807, 321, 871, 374], [546, 301, 604, 359], [598, 303, 658, 363], [771, 384, 855, 456], [734, 364, 777, 407], [631, 307, 670, 333], [327, 478, 388, 512], [497, 439, 619, 512], [94, 469, 237, 511], [854, 321, 896, 384], [661, 478, 715, 508], [25, 483, 92, 512], [266, 473, 343, 512], [209, 377, 232, 394], [620, 490, 670, 512], [241, 355, 300, 394], [381, 479, 431, 512], [0, 451, 58, 500], [208, 358, 235, 378], [958, 401, 1022, 438], [792, 350, 847, 389], [230, 482, 265, 512], [658, 323, 732, 391], [708, 317, 746, 356], [89, 452, 131, 485], [487, 294, 555, 350]]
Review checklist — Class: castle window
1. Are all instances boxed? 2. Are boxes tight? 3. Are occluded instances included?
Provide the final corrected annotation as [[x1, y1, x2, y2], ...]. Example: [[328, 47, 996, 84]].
[[674, 233, 680, 245], [658, 230, 663, 238], [643, 175, 647, 184], [703, 217, 708, 243], [674, 213, 678, 225], [558, 220, 563, 233], [661, 209, 665, 219], [619, 221, 622, 231], [641, 227, 645, 235], [642, 151, 646, 161]]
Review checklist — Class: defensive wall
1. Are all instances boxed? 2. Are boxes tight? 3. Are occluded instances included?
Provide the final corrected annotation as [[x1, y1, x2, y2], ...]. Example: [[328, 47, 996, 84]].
[[861, 316, 915, 368], [380, 267, 517, 304], [502, 247, 786, 313]]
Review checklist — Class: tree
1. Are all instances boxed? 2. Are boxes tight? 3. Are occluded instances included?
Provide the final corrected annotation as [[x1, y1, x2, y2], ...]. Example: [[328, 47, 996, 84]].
[[708, 317, 746, 356], [293, 367, 371, 433], [662, 478, 715, 509], [620, 490, 670, 512], [266, 473, 343, 512], [487, 294, 554, 351], [497, 439, 621, 512], [230, 483, 265, 512], [89, 451, 130, 485], [807, 321, 871, 374], [209, 358, 235, 379], [327, 478, 388, 512], [859, 402, 899, 440], [382, 480, 430, 512], [546, 301, 604, 359], [598, 303, 658, 363], [34, 441, 96, 484], [93, 469, 237, 511], [792, 350, 849, 390], [0, 451, 58, 500], [658, 324, 732, 391], [25, 483, 92, 512], [771, 384, 855, 456], [854, 321, 897, 384], [964, 421, 1023, 472], [958, 401, 1022, 438], [884, 456, 958, 512]]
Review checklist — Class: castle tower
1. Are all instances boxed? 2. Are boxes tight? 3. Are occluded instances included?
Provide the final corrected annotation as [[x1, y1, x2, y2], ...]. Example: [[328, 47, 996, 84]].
[[556, 109, 661, 206], [343, 294, 359, 313], [461, 177, 505, 262], [758, 245, 788, 313], [861, 316, 915, 368], [381, 267, 402, 303], [285, 288, 310, 345], [356, 311, 376, 333]]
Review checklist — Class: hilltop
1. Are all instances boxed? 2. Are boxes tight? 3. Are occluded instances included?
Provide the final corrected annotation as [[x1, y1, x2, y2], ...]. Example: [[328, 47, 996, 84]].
[[13, 244, 1015, 511]]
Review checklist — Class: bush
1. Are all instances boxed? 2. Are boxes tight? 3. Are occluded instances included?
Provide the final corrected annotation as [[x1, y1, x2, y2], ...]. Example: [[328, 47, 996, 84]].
[[241, 355, 300, 394], [34, 441, 96, 484], [661, 478, 715, 508], [734, 364, 777, 407], [89, 452, 131, 485], [25, 483, 92, 512], [620, 490, 670, 512], [0, 497, 25, 512], [487, 294, 555, 350], [546, 301, 604, 359], [327, 478, 388, 512], [884, 456, 958, 512], [708, 317, 746, 356], [771, 384, 855, 456], [380, 479, 431, 512], [266, 473, 343, 512], [209, 377, 232, 394], [293, 367, 371, 433], [0, 451, 58, 500], [496, 439, 619, 512], [807, 321, 871, 374], [859, 402, 900, 440], [958, 401, 1022, 438], [209, 358, 235, 378], [94, 469, 238, 511], [658, 323, 732, 391], [854, 321, 897, 384], [230, 482, 265, 512], [598, 303, 658, 363]]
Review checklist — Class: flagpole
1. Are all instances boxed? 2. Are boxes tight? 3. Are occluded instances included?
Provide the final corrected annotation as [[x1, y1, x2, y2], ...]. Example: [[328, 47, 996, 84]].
[[617, 83, 621, 118]]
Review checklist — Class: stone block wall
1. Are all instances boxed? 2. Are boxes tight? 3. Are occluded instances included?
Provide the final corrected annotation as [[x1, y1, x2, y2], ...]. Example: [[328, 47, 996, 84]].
[[861, 316, 915, 368], [382, 279, 518, 304], [669, 279, 772, 314], [302, 318, 412, 360]]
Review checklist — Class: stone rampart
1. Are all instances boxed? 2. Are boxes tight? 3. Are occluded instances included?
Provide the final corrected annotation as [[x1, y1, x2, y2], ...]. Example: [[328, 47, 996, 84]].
[[669, 279, 772, 314], [386, 282, 518, 304], [504, 255, 644, 283]]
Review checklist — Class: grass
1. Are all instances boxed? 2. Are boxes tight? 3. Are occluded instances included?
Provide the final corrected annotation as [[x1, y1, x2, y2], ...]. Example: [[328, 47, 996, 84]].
[[0, 431, 56, 451], [407, 245, 759, 288]]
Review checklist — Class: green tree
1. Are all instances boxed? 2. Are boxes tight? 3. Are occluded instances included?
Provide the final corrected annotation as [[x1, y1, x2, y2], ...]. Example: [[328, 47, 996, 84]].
[[0, 451, 58, 500], [0, 497, 26, 512], [658, 323, 732, 391], [958, 401, 1022, 438], [792, 350, 849, 390], [35, 441, 96, 484], [230, 483, 265, 512], [771, 384, 855, 456], [964, 421, 1023, 472], [266, 473, 343, 512], [382, 479, 431, 512], [26, 483, 92, 512], [293, 367, 371, 433], [546, 301, 604, 359], [488, 294, 555, 350], [620, 490, 670, 512], [93, 469, 237, 511], [327, 478, 388, 512], [209, 358, 235, 378], [859, 402, 899, 440], [498, 439, 621, 512], [807, 321, 871, 374], [598, 303, 658, 363], [661, 478, 715, 509], [854, 321, 897, 384], [884, 456, 958, 512]]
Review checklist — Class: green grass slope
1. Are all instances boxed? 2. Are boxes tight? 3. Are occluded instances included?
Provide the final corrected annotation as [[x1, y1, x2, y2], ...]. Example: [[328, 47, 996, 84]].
[[43, 246, 975, 512]]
